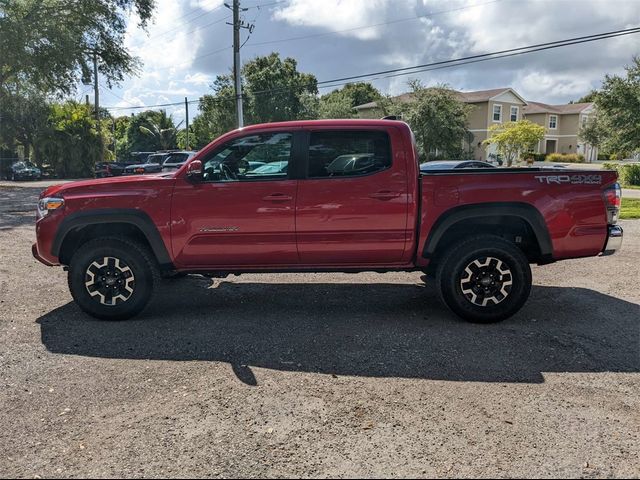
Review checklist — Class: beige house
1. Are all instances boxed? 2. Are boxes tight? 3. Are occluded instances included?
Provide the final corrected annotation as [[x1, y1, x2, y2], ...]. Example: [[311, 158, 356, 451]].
[[354, 87, 596, 162], [354, 87, 527, 161], [522, 102, 596, 159]]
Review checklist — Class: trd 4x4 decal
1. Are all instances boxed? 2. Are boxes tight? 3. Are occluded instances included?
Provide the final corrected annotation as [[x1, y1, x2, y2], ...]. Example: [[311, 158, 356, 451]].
[[534, 174, 602, 185]]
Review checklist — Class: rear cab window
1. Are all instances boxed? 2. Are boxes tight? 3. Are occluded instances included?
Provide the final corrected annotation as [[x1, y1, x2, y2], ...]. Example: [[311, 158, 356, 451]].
[[307, 131, 392, 178]]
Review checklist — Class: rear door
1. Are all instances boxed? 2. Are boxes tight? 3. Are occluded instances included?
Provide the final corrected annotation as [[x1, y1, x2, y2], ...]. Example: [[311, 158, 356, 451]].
[[295, 127, 410, 265]]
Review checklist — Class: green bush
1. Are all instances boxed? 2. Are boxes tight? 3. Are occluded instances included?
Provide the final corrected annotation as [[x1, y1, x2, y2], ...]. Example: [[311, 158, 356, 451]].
[[545, 153, 585, 163], [621, 164, 640, 186], [603, 163, 640, 186], [527, 152, 546, 162], [598, 153, 611, 161]]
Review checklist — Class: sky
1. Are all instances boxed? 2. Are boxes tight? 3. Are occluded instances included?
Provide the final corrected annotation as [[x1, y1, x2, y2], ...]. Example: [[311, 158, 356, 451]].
[[90, 0, 640, 123]]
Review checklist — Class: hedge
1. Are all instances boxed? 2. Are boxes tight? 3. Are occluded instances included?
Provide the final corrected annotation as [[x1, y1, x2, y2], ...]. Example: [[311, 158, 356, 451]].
[[603, 163, 640, 186], [545, 153, 585, 163]]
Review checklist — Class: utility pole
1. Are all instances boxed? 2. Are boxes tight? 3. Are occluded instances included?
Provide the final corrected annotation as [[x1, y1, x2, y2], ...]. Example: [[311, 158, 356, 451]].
[[92, 50, 104, 162], [93, 51, 100, 126], [111, 117, 116, 159], [185, 97, 190, 150], [226, 1, 253, 128], [232, 0, 243, 128]]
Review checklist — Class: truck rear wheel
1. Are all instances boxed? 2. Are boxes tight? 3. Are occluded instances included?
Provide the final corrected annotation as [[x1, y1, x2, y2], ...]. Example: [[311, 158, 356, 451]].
[[68, 237, 159, 321], [435, 235, 532, 323]]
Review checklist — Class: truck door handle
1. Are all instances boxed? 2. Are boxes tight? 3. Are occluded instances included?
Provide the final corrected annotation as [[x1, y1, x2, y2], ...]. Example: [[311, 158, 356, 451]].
[[263, 193, 293, 202], [369, 191, 400, 200]]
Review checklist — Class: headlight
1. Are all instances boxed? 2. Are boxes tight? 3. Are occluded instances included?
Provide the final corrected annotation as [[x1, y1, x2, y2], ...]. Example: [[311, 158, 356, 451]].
[[37, 197, 64, 218]]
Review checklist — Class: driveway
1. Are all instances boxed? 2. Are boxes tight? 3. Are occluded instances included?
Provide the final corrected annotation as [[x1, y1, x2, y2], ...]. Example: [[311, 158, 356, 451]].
[[0, 186, 638, 478]]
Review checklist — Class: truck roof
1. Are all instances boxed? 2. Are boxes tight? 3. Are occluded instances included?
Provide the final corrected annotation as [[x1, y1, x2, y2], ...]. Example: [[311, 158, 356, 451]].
[[235, 119, 409, 132]]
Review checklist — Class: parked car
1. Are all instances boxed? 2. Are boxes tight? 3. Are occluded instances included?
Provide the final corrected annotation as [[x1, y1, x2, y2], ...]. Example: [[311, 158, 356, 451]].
[[161, 151, 197, 172], [123, 152, 171, 175], [326, 153, 382, 175], [6, 161, 42, 181], [33, 119, 623, 323], [95, 152, 154, 178], [245, 160, 288, 177], [420, 160, 495, 171]]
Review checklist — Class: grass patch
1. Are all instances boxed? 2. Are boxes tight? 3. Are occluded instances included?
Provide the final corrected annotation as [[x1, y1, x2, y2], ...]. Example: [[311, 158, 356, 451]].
[[620, 198, 640, 219], [623, 185, 640, 190]]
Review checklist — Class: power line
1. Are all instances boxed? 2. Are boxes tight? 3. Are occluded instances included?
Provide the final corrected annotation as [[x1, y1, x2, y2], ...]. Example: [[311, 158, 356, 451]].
[[150, 13, 232, 41], [103, 26, 640, 111], [315, 26, 640, 86], [147, 4, 227, 40], [152, 45, 232, 72]]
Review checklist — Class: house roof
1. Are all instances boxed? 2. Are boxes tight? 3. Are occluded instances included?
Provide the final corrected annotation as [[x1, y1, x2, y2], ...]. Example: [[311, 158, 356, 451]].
[[354, 87, 527, 110], [523, 101, 593, 115]]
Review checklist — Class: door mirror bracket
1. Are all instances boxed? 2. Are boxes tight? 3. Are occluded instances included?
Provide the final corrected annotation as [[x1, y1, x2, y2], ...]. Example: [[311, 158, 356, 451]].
[[186, 160, 203, 182]]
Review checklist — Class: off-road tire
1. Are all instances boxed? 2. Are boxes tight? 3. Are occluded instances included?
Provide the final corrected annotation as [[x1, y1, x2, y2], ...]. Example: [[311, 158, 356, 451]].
[[435, 235, 532, 323], [68, 237, 160, 320]]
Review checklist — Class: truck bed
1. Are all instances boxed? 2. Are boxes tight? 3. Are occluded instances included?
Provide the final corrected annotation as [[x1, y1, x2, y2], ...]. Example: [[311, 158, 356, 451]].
[[416, 168, 618, 266]]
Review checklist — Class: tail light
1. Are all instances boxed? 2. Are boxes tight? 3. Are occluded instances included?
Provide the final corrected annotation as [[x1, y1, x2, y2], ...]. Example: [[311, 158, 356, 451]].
[[603, 183, 621, 224]]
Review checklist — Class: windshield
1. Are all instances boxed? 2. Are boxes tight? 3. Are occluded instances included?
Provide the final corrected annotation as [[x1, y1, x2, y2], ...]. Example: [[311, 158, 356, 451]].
[[13, 162, 35, 169], [164, 153, 191, 164]]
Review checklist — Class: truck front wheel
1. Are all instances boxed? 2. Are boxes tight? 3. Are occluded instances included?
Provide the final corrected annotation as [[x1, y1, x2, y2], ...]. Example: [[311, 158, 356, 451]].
[[435, 235, 532, 323], [68, 237, 159, 320]]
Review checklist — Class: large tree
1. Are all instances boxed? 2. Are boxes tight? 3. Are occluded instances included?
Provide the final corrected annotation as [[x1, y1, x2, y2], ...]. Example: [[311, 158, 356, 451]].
[[318, 82, 382, 119], [0, 0, 155, 98], [386, 81, 471, 160], [37, 102, 104, 177], [578, 115, 604, 162], [595, 56, 640, 156], [0, 91, 50, 166], [197, 52, 318, 141]]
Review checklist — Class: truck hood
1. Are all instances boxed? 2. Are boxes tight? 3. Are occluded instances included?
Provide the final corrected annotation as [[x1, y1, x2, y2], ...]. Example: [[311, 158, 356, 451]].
[[41, 172, 175, 198]]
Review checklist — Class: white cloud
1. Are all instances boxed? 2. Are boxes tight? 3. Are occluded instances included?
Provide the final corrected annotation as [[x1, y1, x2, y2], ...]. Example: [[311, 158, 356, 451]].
[[273, 0, 392, 40], [101, 0, 640, 124], [184, 72, 213, 86], [189, 0, 224, 11], [516, 71, 595, 102]]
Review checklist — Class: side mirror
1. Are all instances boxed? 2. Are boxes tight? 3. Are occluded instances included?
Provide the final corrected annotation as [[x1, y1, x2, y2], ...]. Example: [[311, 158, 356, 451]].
[[186, 160, 203, 182]]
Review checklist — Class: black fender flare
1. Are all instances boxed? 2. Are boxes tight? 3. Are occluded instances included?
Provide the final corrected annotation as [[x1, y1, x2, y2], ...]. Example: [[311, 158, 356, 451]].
[[52, 209, 173, 268], [422, 202, 553, 260]]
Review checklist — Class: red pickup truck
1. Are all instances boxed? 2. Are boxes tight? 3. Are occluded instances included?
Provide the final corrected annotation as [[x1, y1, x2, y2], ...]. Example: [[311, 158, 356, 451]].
[[33, 119, 623, 323]]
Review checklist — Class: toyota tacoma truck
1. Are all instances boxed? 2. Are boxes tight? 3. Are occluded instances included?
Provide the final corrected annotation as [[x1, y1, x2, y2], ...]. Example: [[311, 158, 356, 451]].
[[33, 119, 623, 323]]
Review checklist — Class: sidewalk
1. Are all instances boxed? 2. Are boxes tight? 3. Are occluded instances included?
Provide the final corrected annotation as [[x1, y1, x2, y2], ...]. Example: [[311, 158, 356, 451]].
[[623, 188, 640, 199]]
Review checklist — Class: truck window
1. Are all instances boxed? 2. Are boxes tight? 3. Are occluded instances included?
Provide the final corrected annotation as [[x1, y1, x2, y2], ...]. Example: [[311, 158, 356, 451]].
[[307, 131, 391, 178], [202, 132, 292, 182]]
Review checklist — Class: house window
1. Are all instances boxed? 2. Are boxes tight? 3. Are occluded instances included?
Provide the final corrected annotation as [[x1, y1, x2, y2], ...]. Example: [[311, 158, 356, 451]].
[[549, 115, 558, 129], [493, 104, 502, 122], [510, 106, 519, 122]]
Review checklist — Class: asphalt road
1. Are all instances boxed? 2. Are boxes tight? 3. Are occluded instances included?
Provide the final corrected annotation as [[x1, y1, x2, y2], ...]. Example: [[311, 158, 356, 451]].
[[0, 185, 638, 478]]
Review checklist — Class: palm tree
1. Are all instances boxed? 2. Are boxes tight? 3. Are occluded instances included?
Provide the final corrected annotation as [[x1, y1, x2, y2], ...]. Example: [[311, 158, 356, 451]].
[[138, 110, 181, 150]]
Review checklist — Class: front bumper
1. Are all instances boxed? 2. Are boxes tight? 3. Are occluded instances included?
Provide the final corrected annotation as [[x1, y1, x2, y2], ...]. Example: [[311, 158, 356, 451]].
[[32, 243, 56, 266], [601, 225, 623, 256]]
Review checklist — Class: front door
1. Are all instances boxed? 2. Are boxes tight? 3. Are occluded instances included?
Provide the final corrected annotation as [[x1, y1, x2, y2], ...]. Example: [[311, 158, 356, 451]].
[[295, 127, 410, 265], [171, 131, 299, 268], [545, 139, 557, 154]]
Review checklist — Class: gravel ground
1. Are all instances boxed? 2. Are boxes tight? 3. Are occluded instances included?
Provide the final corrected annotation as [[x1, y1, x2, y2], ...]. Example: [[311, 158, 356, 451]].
[[0, 185, 638, 479]]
